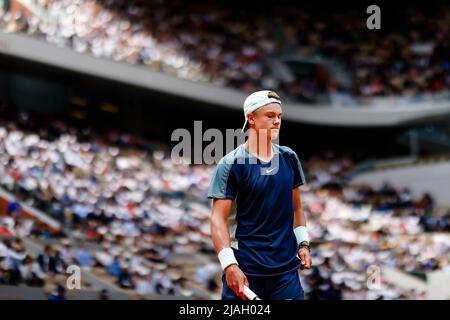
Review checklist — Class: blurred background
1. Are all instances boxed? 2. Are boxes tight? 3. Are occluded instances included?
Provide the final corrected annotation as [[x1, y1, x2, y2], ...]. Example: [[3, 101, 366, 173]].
[[0, 0, 449, 300]]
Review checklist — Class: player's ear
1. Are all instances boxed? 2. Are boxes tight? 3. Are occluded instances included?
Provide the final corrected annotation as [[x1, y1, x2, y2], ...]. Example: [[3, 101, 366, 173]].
[[248, 113, 255, 125]]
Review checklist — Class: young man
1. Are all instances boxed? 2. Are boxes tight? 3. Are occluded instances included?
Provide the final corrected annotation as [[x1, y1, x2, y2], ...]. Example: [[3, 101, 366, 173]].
[[208, 90, 312, 300]]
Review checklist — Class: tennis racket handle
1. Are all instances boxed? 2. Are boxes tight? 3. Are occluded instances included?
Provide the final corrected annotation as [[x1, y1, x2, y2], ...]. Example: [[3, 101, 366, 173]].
[[243, 285, 261, 300]]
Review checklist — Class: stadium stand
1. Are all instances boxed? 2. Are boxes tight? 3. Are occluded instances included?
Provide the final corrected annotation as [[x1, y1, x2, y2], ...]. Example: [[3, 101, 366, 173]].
[[0, 0, 449, 300], [0, 103, 449, 299], [0, 1, 449, 103]]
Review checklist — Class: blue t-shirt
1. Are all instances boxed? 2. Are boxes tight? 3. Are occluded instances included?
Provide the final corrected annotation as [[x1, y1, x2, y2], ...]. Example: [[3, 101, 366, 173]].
[[208, 143, 306, 276]]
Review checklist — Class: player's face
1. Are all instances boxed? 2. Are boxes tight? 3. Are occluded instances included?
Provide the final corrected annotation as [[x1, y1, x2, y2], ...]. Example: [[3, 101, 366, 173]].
[[250, 103, 282, 140]]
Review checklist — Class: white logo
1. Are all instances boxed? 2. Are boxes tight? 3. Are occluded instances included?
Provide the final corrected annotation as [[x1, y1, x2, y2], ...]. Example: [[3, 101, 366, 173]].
[[266, 167, 277, 174]]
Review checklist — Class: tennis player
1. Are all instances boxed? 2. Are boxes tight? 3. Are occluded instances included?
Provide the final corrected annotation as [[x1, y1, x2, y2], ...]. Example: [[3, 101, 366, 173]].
[[208, 90, 312, 300]]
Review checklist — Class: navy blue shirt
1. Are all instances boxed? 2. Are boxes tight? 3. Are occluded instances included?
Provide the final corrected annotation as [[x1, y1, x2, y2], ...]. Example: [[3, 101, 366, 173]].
[[208, 143, 306, 276]]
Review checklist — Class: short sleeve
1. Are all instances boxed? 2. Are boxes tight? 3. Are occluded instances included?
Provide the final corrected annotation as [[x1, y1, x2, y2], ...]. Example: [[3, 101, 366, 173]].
[[207, 162, 238, 200], [291, 151, 306, 189]]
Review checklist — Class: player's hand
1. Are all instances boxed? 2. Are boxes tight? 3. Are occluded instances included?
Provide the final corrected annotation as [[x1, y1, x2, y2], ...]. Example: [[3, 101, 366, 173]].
[[225, 264, 249, 300], [298, 247, 312, 270]]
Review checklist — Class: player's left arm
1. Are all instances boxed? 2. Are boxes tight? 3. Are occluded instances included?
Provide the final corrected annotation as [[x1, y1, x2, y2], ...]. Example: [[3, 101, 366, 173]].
[[293, 187, 312, 269]]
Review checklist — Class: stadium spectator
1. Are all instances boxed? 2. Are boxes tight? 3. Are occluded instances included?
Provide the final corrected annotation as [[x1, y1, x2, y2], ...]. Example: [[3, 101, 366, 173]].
[[19, 255, 45, 287], [48, 284, 67, 300], [37, 245, 53, 274], [6, 197, 22, 220], [98, 288, 110, 300]]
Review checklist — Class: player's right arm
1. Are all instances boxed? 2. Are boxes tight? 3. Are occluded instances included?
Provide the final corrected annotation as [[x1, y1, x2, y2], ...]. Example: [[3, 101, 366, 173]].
[[211, 198, 249, 300]]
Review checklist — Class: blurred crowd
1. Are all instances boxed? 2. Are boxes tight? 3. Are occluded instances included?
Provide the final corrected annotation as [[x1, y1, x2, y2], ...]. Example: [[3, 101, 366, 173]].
[[0, 1, 449, 102], [274, 5, 450, 100], [0, 106, 449, 300], [0, 213, 203, 298], [298, 155, 450, 299], [0, 0, 279, 92], [0, 108, 218, 298]]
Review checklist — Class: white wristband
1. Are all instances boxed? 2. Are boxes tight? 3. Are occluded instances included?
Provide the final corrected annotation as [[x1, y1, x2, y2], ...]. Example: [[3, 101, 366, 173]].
[[294, 226, 309, 245], [218, 247, 238, 271]]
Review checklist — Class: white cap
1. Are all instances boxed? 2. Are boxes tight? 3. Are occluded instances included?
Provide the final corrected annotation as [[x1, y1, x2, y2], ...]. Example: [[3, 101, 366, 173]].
[[242, 90, 282, 132]]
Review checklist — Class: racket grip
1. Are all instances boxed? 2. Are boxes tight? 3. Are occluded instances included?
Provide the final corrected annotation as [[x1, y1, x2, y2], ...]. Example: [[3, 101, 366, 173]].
[[243, 285, 261, 300]]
